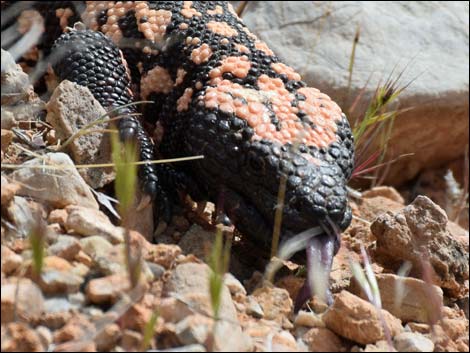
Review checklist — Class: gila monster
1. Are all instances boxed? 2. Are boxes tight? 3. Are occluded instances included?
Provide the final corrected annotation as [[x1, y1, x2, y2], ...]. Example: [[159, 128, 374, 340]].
[[1, 1, 355, 311]]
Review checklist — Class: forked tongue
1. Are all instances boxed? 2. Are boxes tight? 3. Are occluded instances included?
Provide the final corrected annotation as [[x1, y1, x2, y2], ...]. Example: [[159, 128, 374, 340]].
[[294, 232, 336, 312]]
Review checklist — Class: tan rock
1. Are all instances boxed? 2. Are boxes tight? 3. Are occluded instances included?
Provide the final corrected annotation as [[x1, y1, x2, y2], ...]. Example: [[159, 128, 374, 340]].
[[163, 263, 252, 351], [1, 278, 44, 324], [175, 314, 212, 346], [406, 322, 431, 334], [393, 332, 434, 352], [119, 303, 153, 332], [94, 323, 121, 351], [252, 284, 293, 322], [121, 330, 143, 351], [10, 153, 98, 209], [145, 243, 182, 269], [362, 186, 405, 204], [46, 80, 115, 189], [271, 330, 298, 352], [1, 176, 20, 207], [1, 129, 13, 152], [323, 291, 402, 345], [47, 209, 68, 226], [86, 274, 130, 304], [47, 235, 82, 261], [302, 327, 348, 352], [1, 322, 44, 352], [350, 273, 443, 323], [294, 310, 325, 328], [371, 196, 469, 298], [65, 205, 124, 244], [1, 245, 22, 275]]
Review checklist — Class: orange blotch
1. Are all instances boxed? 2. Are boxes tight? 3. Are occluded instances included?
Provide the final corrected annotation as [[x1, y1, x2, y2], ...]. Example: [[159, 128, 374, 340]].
[[234, 43, 250, 54], [207, 21, 238, 37], [191, 43, 213, 65], [255, 41, 274, 56], [140, 66, 174, 99], [181, 1, 202, 18], [82, 2, 114, 31], [55, 8, 74, 29], [177, 88, 194, 112], [175, 68, 187, 86], [207, 5, 224, 15], [209, 56, 251, 85], [271, 62, 301, 81]]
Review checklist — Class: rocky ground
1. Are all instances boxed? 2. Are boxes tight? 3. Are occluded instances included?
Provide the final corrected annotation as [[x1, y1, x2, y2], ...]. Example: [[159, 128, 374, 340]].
[[1, 2, 469, 351]]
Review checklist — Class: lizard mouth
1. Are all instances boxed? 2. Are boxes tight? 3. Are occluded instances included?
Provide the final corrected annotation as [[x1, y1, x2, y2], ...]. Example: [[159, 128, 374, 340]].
[[267, 215, 343, 313]]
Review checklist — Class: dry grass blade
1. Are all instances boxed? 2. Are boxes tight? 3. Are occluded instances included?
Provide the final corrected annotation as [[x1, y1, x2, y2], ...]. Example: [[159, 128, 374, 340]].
[[350, 244, 394, 350]]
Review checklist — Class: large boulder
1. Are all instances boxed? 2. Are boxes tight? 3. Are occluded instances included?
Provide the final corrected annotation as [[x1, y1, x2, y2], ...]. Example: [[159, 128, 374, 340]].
[[241, 1, 469, 185]]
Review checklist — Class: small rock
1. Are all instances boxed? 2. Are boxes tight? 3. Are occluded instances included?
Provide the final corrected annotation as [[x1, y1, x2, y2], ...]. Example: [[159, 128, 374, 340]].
[[252, 284, 293, 322], [356, 195, 404, 222], [371, 196, 469, 298], [46, 80, 115, 188], [175, 314, 212, 346], [275, 275, 304, 303], [53, 314, 95, 344], [294, 311, 325, 328], [36, 269, 84, 295], [44, 297, 79, 315], [121, 330, 143, 351], [79, 236, 113, 258], [47, 235, 82, 260], [178, 224, 215, 259], [246, 296, 265, 318], [406, 323, 431, 334], [1, 129, 13, 152], [119, 303, 153, 331], [394, 332, 434, 352], [1, 49, 43, 108], [224, 272, 247, 297], [4, 196, 43, 240], [10, 153, 98, 209], [145, 243, 182, 269], [86, 274, 130, 304], [362, 340, 393, 352], [36, 326, 53, 350], [302, 327, 348, 352], [270, 330, 298, 352], [24, 256, 83, 295], [147, 262, 166, 279], [1, 278, 44, 324], [1, 176, 20, 206], [75, 250, 93, 267], [457, 296, 469, 319], [1, 108, 17, 129], [350, 273, 443, 323], [95, 323, 121, 351], [68, 292, 86, 308], [163, 263, 252, 351], [323, 291, 402, 345], [47, 209, 68, 226], [1, 245, 22, 275], [362, 186, 405, 204], [158, 297, 195, 323], [65, 205, 123, 244], [1, 322, 45, 352]]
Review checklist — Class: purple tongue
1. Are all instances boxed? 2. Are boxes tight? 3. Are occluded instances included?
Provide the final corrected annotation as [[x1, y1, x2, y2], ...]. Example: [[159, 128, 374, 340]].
[[294, 233, 335, 312]]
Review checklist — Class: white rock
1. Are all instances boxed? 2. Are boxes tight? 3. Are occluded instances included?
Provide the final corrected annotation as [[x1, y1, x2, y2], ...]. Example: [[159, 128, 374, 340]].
[[10, 153, 98, 209]]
